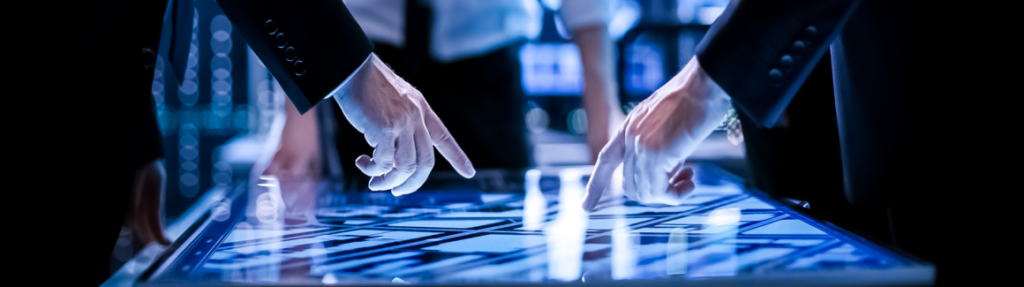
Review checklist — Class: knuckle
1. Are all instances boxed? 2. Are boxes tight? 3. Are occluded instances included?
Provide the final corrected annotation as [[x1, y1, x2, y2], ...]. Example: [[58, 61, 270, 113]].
[[435, 131, 453, 143], [422, 156, 436, 169], [597, 149, 620, 162], [626, 124, 640, 137], [380, 127, 399, 138]]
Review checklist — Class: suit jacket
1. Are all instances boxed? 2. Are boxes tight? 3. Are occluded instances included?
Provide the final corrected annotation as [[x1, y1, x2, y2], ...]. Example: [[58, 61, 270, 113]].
[[695, 0, 922, 208], [73, 0, 373, 284], [158, 0, 375, 114], [215, 0, 374, 114], [118, 0, 373, 193]]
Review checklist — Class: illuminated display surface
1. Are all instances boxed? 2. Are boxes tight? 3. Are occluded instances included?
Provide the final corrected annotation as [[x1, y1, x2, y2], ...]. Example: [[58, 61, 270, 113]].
[[144, 164, 931, 286]]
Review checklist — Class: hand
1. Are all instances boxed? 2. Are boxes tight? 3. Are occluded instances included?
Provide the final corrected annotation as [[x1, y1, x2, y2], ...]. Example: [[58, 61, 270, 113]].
[[128, 159, 171, 245], [583, 56, 731, 211], [265, 98, 321, 179], [334, 53, 475, 196]]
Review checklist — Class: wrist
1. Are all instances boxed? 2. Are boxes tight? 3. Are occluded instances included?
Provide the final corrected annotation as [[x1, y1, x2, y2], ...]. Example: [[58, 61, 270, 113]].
[[334, 53, 377, 102], [685, 55, 729, 103]]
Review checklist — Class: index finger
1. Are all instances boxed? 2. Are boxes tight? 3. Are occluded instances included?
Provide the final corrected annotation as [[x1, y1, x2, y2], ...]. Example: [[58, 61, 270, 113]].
[[423, 108, 476, 178], [583, 127, 627, 212]]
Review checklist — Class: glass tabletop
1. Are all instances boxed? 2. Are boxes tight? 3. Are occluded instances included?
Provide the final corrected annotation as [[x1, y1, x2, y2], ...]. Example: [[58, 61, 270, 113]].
[[141, 163, 932, 286]]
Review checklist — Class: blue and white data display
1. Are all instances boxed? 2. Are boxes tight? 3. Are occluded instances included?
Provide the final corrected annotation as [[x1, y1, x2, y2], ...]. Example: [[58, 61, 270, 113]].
[[145, 164, 931, 286]]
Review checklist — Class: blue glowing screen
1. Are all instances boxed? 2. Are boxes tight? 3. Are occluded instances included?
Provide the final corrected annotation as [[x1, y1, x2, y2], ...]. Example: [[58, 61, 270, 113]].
[[144, 164, 931, 286]]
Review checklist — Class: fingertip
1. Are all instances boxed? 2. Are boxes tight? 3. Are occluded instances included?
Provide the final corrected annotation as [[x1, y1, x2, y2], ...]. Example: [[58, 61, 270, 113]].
[[680, 167, 695, 179], [582, 202, 595, 213], [669, 166, 694, 185], [356, 154, 371, 164], [390, 181, 411, 197], [390, 183, 417, 197], [394, 181, 421, 196], [682, 180, 695, 190], [582, 193, 600, 213], [669, 180, 696, 196], [368, 176, 388, 191], [461, 167, 476, 178], [456, 162, 476, 178], [357, 155, 392, 177], [355, 155, 372, 170]]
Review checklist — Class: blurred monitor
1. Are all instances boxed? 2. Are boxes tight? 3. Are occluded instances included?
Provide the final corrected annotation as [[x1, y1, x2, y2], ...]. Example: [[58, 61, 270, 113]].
[[520, 43, 584, 96]]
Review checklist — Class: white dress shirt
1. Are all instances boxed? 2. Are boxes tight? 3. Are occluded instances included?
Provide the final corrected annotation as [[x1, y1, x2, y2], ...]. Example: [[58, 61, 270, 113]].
[[344, 0, 614, 62]]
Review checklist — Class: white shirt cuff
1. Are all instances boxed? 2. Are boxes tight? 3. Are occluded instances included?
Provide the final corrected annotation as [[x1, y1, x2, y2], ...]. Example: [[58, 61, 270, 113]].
[[326, 53, 373, 100]]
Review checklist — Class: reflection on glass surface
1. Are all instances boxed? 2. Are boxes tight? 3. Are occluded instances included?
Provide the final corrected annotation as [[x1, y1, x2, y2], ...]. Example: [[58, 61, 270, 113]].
[[521, 169, 547, 230], [610, 224, 637, 279], [707, 207, 741, 226], [688, 208, 739, 278], [211, 199, 232, 222], [545, 168, 590, 281], [145, 164, 930, 286], [218, 221, 283, 283], [251, 176, 283, 224], [667, 227, 688, 275]]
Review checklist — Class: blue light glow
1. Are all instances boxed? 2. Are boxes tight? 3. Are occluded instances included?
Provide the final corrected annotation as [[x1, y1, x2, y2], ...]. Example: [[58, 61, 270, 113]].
[[624, 33, 665, 95], [520, 43, 584, 95]]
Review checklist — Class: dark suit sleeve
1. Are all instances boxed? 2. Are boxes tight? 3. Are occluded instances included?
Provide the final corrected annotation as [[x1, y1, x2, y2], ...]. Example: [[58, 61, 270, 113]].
[[215, 0, 374, 114], [695, 0, 860, 127]]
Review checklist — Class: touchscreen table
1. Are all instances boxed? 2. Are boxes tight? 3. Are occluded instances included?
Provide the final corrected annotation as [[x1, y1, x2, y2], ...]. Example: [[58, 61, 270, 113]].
[[141, 164, 932, 286]]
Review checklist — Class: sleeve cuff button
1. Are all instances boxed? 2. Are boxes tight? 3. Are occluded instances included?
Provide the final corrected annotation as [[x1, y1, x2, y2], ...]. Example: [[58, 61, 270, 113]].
[[804, 25, 818, 38], [285, 47, 297, 62], [780, 55, 794, 71], [265, 19, 278, 35], [294, 60, 306, 76], [792, 40, 806, 54], [769, 68, 783, 85], [275, 33, 288, 48]]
